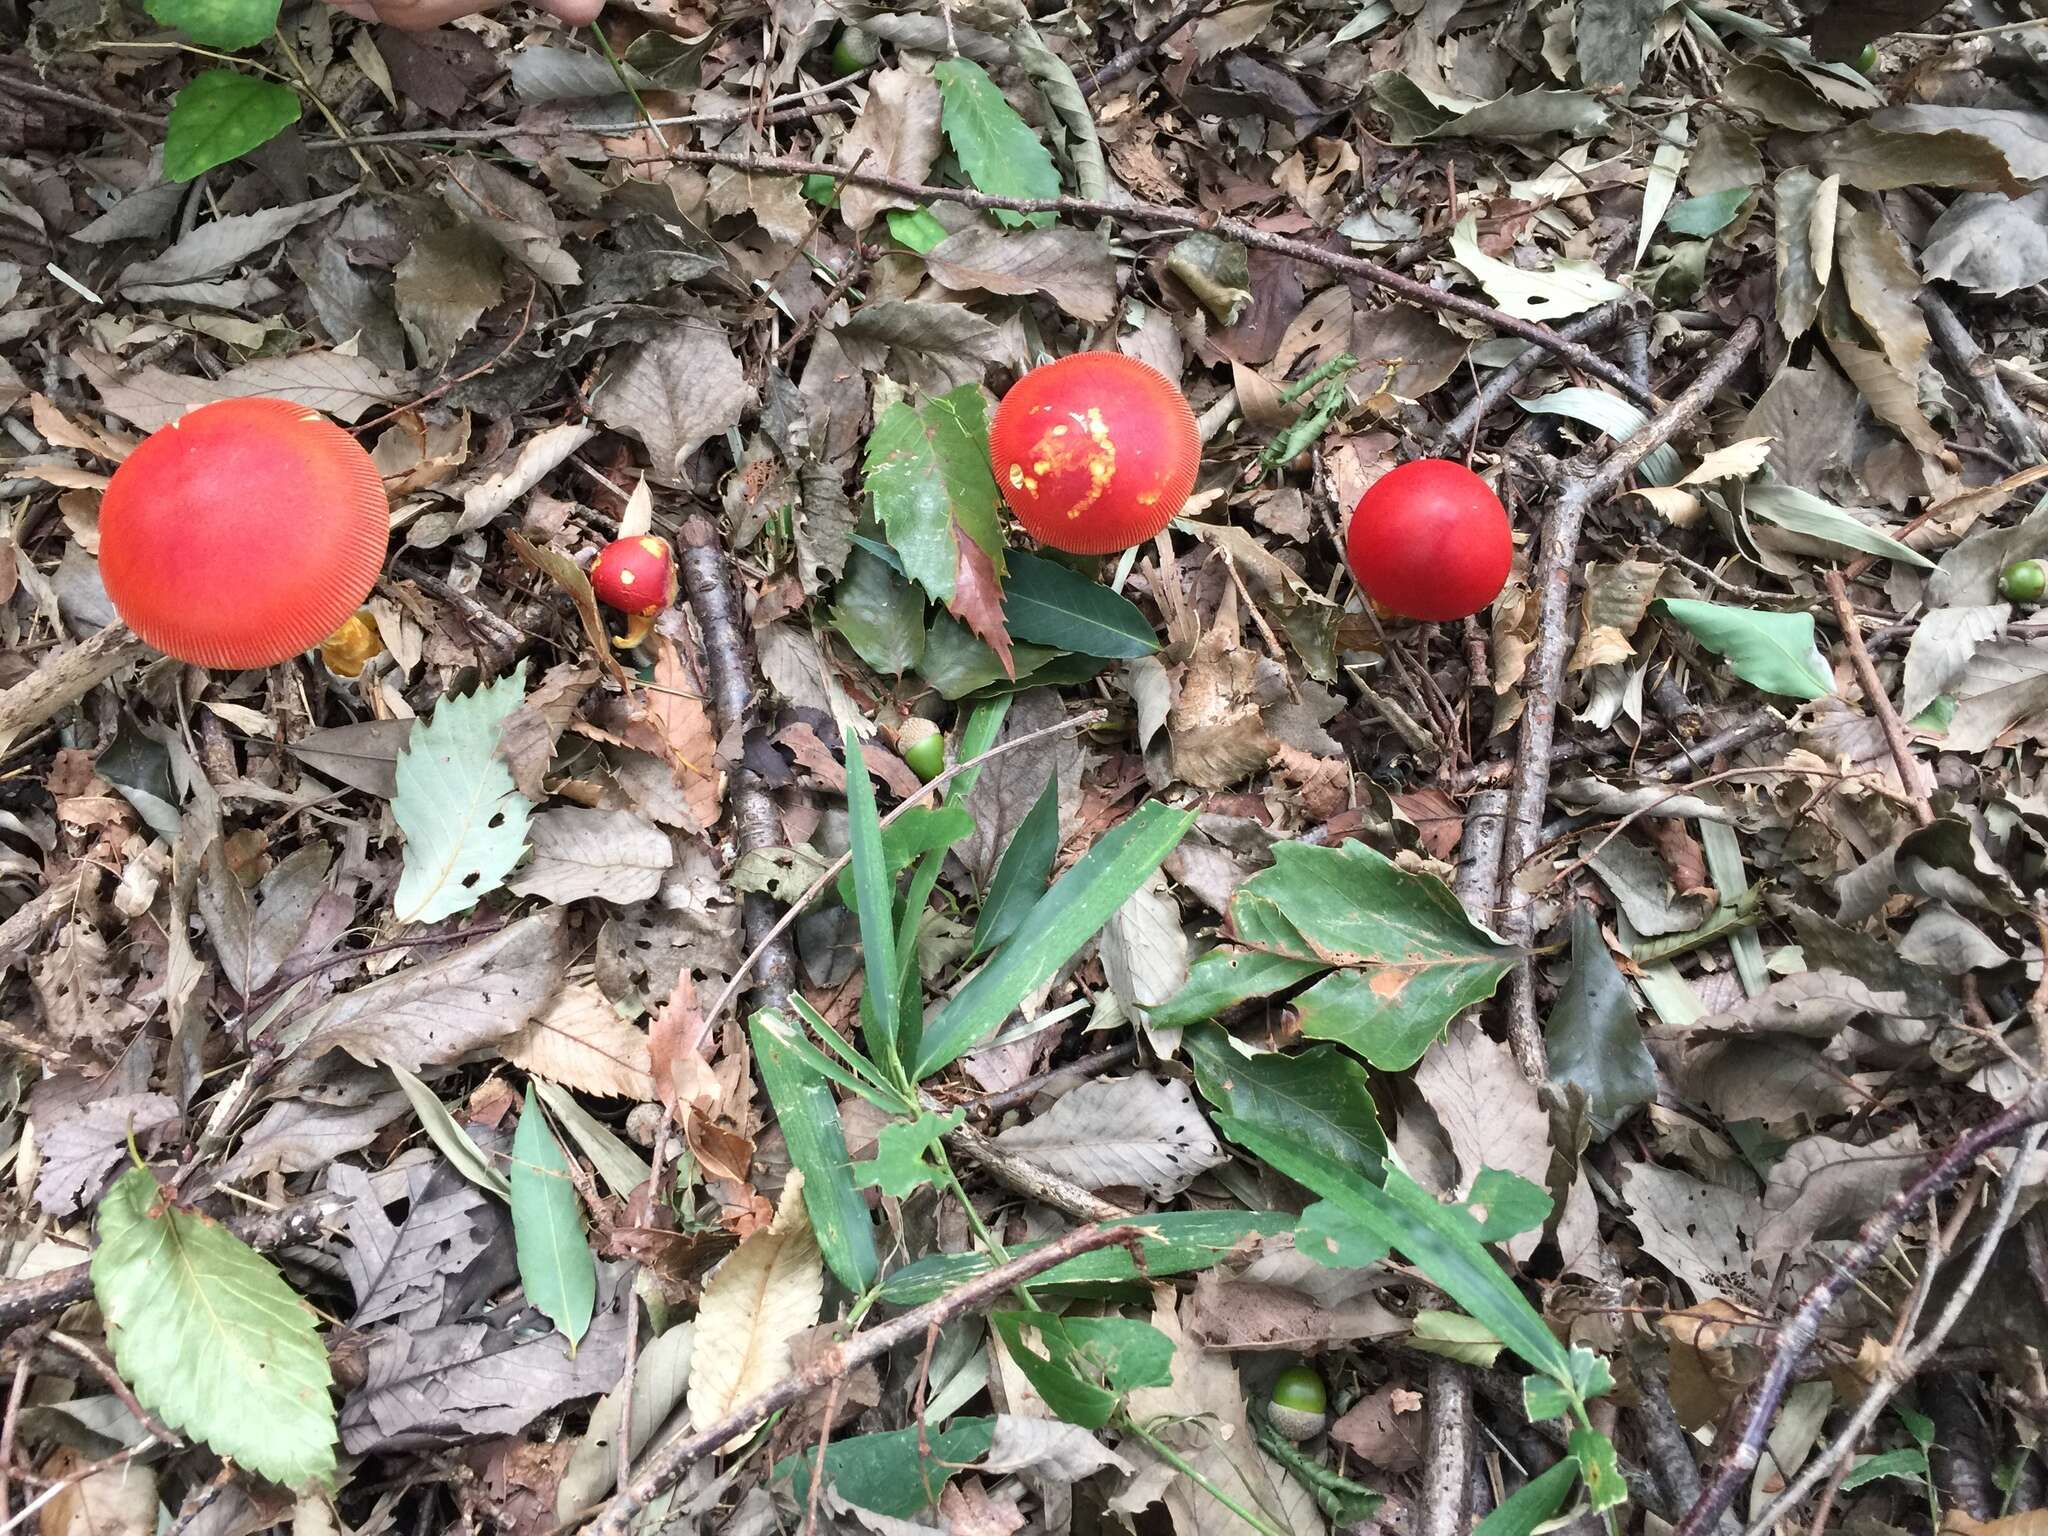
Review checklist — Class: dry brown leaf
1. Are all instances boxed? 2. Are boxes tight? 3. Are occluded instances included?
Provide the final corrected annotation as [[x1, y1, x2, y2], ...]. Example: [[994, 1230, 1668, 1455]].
[[1169, 594, 1279, 789], [685, 1173, 824, 1449], [502, 979, 656, 1100], [639, 636, 722, 834]]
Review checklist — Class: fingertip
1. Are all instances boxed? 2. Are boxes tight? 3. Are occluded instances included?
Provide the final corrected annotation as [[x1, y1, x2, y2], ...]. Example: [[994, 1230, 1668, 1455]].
[[542, 0, 605, 24]]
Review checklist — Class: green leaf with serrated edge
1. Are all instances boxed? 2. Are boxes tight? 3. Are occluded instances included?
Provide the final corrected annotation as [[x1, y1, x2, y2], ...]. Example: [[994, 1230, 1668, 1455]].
[[876, 1211, 1294, 1306], [830, 545, 926, 675], [1474, 1457, 1580, 1536], [510, 1085, 595, 1345], [855, 1109, 964, 1198], [864, 389, 1007, 611], [917, 801, 1194, 1077], [1545, 904, 1657, 1141], [1655, 598, 1835, 700], [530, 1077, 649, 1200], [934, 57, 1059, 228], [1463, 1168, 1553, 1242], [1572, 1346, 1615, 1401], [1001, 550, 1160, 659], [920, 613, 1059, 698], [972, 774, 1059, 957], [164, 71, 300, 182], [1525, 1376, 1574, 1422], [778, 1419, 996, 1516], [392, 665, 532, 924], [752, 1008, 881, 1291], [843, 724, 905, 1082], [91, 1167, 337, 1488], [388, 1063, 509, 1199], [147, 0, 277, 46], [1185, 1024, 1387, 1172], [1213, 1117, 1573, 1385], [993, 1312, 1118, 1428], [1570, 1428, 1628, 1513]]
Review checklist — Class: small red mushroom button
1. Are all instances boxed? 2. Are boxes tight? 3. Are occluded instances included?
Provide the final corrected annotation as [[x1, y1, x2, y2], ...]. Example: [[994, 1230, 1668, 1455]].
[[589, 535, 677, 648], [990, 353, 1201, 555], [1344, 458, 1513, 622], [97, 397, 389, 669]]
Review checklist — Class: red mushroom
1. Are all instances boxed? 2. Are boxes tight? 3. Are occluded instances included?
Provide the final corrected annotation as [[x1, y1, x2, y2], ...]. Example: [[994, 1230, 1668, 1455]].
[[989, 353, 1200, 555], [1344, 459, 1512, 622], [98, 397, 389, 669], [589, 535, 677, 648]]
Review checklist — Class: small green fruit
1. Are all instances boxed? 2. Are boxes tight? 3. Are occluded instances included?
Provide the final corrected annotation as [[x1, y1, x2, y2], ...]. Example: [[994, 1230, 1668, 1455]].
[[2000, 559, 2046, 604], [1851, 43, 1879, 73], [830, 25, 880, 76], [1267, 1365, 1327, 1441], [899, 719, 945, 782]]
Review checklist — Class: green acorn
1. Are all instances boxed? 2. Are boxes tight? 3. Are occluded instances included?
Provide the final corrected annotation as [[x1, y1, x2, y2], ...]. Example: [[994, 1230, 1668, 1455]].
[[1267, 1365, 1328, 1441]]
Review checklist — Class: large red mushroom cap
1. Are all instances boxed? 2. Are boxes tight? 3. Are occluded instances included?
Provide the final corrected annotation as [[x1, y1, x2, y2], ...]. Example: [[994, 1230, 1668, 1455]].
[[98, 397, 389, 669], [589, 535, 676, 648], [1344, 458, 1512, 622], [989, 353, 1200, 555]]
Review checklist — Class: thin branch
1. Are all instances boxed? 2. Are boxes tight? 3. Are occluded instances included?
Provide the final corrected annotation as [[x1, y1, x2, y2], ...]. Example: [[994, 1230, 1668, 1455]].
[[1822, 569, 1933, 823], [942, 1118, 1133, 1224], [1434, 302, 1630, 454], [1494, 317, 1762, 1080], [601, 149, 1650, 403], [42, 1331, 183, 1447], [1918, 285, 2044, 467], [1417, 1359, 1472, 1536], [0, 623, 151, 762], [1078, 0, 1214, 93], [1674, 1097, 2048, 1536], [973, 1042, 1136, 1118], [586, 1222, 1133, 1535]]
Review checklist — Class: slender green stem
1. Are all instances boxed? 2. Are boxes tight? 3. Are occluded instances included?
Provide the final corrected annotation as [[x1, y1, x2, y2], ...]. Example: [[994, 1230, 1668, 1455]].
[[589, 24, 668, 149], [96, 39, 291, 77], [1123, 1420, 1292, 1536], [271, 29, 372, 178]]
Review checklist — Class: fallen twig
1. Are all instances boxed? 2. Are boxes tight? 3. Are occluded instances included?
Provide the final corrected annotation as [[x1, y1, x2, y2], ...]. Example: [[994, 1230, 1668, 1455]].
[[585, 1221, 1132, 1535], [606, 149, 1650, 403], [943, 1117, 1133, 1224], [974, 1042, 1137, 1118], [1417, 1359, 1471, 1536], [1078, 0, 1214, 93], [1493, 317, 1762, 1081], [0, 623, 150, 762], [1674, 1098, 2048, 1536], [1436, 302, 1631, 454], [1822, 568, 1933, 822], [1918, 285, 2044, 467]]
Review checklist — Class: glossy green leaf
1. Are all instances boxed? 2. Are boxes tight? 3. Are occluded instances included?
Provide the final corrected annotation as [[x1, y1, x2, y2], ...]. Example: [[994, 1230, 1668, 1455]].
[[887, 206, 952, 252], [147, 0, 278, 46], [971, 775, 1059, 957], [510, 1084, 596, 1345], [392, 665, 532, 924], [1151, 946, 1324, 1024], [1655, 599, 1835, 700], [92, 1168, 337, 1488], [992, 1312, 1118, 1427], [843, 724, 904, 1080], [917, 801, 1195, 1077], [1002, 550, 1159, 659], [877, 1211, 1295, 1305], [1544, 904, 1656, 1141], [752, 1008, 881, 1291], [1295, 1201, 1392, 1268], [934, 57, 1059, 228], [830, 546, 926, 675], [1473, 1458, 1580, 1536], [1184, 1023, 1387, 1174], [164, 70, 300, 183], [864, 388, 1006, 616], [778, 1418, 995, 1515]]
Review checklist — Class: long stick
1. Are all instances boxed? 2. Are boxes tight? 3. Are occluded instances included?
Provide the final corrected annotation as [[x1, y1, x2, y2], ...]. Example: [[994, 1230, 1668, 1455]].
[[585, 1221, 1131, 1535]]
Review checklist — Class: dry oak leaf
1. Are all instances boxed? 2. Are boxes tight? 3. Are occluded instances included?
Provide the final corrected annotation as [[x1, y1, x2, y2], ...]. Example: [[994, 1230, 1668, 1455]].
[[685, 1172, 824, 1449], [502, 979, 656, 1100]]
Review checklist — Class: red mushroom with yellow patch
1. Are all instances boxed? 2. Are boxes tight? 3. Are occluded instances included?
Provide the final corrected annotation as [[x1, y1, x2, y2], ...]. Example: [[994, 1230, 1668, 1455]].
[[98, 397, 389, 670], [989, 353, 1201, 555], [589, 535, 677, 648]]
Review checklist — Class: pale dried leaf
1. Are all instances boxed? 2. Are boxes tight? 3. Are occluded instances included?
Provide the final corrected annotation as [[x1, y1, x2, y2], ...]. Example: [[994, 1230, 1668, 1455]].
[[685, 1177, 824, 1448], [990, 1076, 1226, 1198], [507, 809, 675, 905], [503, 980, 656, 1100]]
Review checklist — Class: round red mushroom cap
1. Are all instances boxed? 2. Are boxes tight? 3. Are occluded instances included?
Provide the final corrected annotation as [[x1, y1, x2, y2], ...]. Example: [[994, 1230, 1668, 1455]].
[[989, 353, 1200, 556], [590, 536, 676, 617], [98, 397, 389, 669], [1345, 458, 1513, 622]]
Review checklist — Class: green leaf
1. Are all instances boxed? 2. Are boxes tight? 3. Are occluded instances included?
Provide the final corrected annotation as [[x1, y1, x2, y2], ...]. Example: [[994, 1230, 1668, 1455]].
[[1151, 945, 1324, 1025], [388, 1063, 509, 1199], [971, 775, 1059, 957], [843, 724, 905, 1079], [164, 70, 300, 183], [1570, 1428, 1628, 1513], [1655, 598, 1836, 700], [917, 801, 1195, 1077], [778, 1418, 995, 1516], [1001, 550, 1160, 659], [1524, 1349, 1612, 1419], [1185, 1023, 1387, 1174], [992, 1312, 1118, 1428], [1063, 1317, 1175, 1392], [877, 1211, 1295, 1306], [1744, 482, 1935, 569], [1665, 187, 1750, 237], [855, 1109, 964, 1198], [1411, 1311, 1504, 1367], [1516, 388, 1683, 484], [530, 1077, 650, 1201], [510, 1085, 596, 1346], [1294, 1201, 1392, 1268], [392, 665, 532, 924], [146, 0, 277, 46], [752, 1008, 881, 1291], [92, 1167, 337, 1488], [835, 806, 976, 911], [1544, 904, 1657, 1141], [934, 57, 1060, 228], [887, 206, 952, 252], [1841, 1448, 1930, 1491], [1158, 843, 1514, 1070], [830, 546, 927, 675], [864, 388, 1009, 649], [1462, 1168, 1553, 1242], [1474, 1458, 1579, 1536]]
